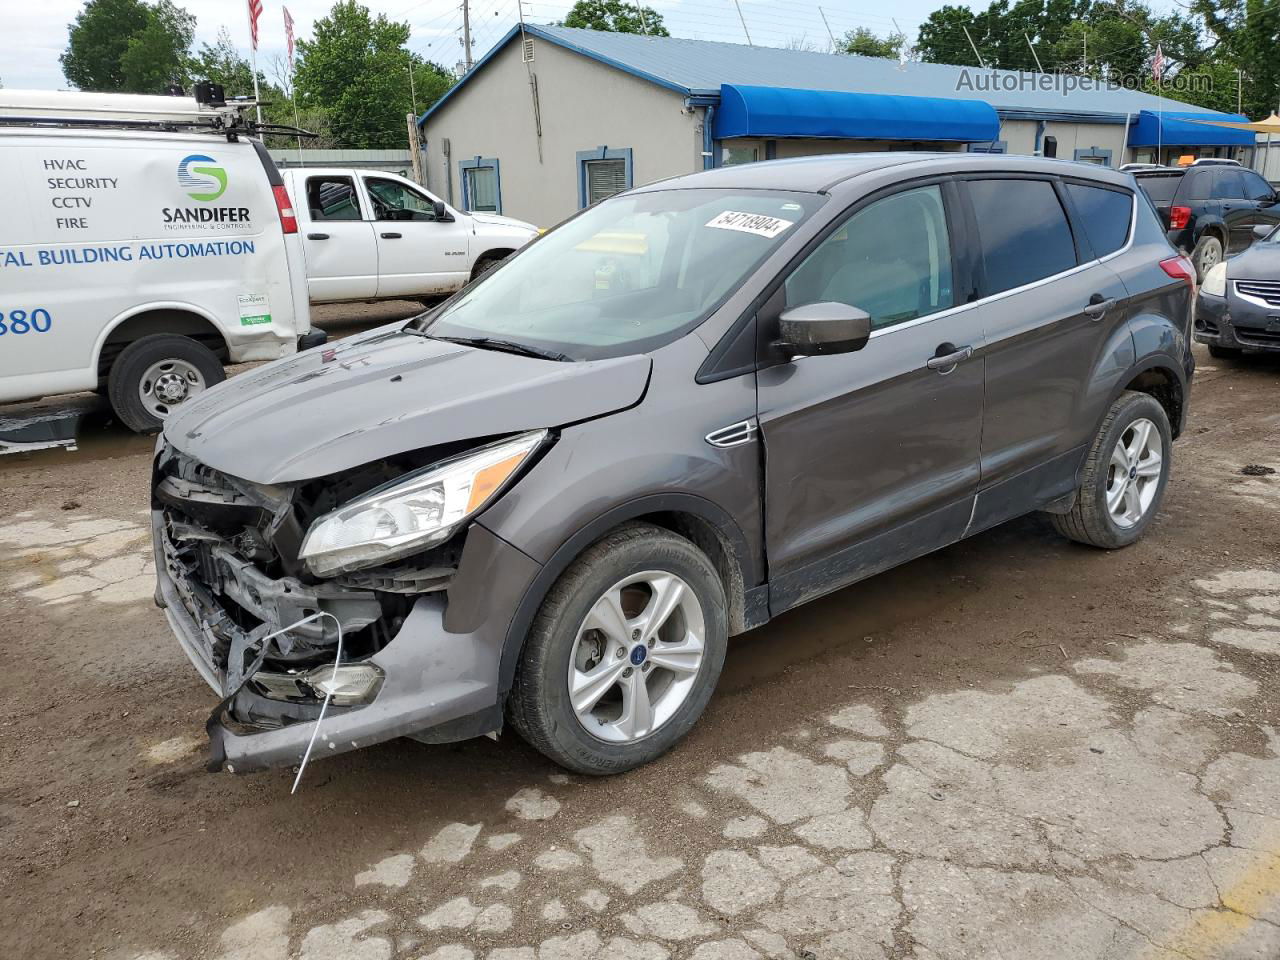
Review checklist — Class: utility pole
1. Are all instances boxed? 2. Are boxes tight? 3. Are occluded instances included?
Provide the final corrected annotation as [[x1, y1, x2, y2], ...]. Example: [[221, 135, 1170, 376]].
[[1024, 31, 1043, 73], [818, 6, 836, 52], [406, 113, 425, 186], [635, 2, 649, 35], [461, 0, 474, 72], [732, 0, 753, 46]]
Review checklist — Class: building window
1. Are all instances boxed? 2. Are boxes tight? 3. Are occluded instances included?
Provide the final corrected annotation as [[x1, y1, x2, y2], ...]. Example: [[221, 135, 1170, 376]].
[[576, 146, 633, 208], [722, 144, 759, 165], [967, 140, 1008, 154], [1042, 136, 1058, 158], [459, 156, 501, 213], [1073, 146, 1114, 167]]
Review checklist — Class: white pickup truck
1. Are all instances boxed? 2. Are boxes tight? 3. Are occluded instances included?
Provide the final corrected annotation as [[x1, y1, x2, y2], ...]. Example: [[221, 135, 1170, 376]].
[[281, 167, 539, 303]]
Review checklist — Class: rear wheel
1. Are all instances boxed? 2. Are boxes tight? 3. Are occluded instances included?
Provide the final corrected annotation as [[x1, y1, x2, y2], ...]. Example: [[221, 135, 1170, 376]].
[[1207, 343, 1243, 360], [1051, 391, 1172, 549], [507, 523, 728, 774], [1192, 234, 1224, 281], [107, 334, 224, 434]]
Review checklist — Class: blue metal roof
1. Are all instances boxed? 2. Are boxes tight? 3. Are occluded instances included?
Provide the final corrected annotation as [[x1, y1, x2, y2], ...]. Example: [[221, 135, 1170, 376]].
[[421, 24, 1237, 127], [715, 84, 1000, 142], [1128, 110, 1256, 147]]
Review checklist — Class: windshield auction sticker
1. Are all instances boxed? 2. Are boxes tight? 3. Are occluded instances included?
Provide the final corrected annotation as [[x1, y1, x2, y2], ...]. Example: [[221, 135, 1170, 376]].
[[705, 211, 794, 239]]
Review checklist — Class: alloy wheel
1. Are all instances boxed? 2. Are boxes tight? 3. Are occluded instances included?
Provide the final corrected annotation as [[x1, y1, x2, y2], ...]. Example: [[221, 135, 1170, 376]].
[[1106, 417, 1163, 528]]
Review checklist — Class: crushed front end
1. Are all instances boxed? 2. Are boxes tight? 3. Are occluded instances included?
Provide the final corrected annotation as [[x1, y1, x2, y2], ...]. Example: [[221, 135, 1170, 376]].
[[151, 439, 541, 773]]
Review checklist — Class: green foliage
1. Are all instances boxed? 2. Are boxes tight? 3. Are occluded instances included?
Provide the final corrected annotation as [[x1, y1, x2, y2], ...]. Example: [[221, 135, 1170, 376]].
[[1191, 0, 1280, 118], [61, 0, 189, 93], [561, 0, 670, 36], [840, 27, 907, 59], [293, 1, 454, 149]]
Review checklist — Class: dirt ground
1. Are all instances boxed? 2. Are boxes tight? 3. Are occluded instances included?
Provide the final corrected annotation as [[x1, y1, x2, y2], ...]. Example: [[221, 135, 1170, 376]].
[[1, 305, 1278, 960]]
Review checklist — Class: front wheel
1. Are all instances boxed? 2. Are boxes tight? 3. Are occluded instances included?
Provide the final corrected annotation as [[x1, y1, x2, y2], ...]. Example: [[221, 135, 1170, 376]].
[[1192, 234, 1224, 282], [507, 523, 728, 775], [107, 334, 224, 434], [1050, 391, 1172, 549]]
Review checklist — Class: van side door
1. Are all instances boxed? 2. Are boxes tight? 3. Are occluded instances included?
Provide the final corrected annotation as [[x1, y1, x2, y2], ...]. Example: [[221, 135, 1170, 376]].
[[296, 173, 379, 302], [962, 175, 1132, 531], [756, 181, 986, 612], [361, 175, 472, 299]]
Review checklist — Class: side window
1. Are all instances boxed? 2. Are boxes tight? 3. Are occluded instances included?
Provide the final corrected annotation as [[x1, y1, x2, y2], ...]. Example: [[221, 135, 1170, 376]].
[[577, 146, 633, 207], [1064, 183, 1133, 258], [1243, 171, 1276, 202], [968, 178, 1077, 295], [306, 176, 362, 221], [1211, 170, 1247, 200], [365, 177, 439, 221], [785, 184, 953, 331]]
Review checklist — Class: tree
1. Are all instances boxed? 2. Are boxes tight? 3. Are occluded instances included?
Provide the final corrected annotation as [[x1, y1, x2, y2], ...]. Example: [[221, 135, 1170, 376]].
[[62, 0, 194, 93], [560, 0, 670, 36], [1190, 0, 1280, 119], [840, 27, 907, 59], [294, 1, 453, 149]]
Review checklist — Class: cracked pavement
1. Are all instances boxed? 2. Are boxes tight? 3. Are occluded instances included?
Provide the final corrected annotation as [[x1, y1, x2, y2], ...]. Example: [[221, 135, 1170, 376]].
[[1, 331, 1278, 960]]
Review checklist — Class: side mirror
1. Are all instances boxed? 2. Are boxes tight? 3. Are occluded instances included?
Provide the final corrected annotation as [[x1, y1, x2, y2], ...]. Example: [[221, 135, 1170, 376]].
[[776, 302, 872, 358], [1252, 223, 1276, 242], [432, 200, 451, 221]]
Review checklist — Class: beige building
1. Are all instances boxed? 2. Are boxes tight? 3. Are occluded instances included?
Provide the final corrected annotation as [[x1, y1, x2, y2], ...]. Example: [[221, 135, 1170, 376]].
[[420, 25, 1258, 227]]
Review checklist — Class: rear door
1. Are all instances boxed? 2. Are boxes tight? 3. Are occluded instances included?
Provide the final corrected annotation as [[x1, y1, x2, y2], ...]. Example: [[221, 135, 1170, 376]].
[[962, 175, 1130, 511], [296, 173, 378, 301], [757, 181, 986, 609], [361, 174, 471, 298]]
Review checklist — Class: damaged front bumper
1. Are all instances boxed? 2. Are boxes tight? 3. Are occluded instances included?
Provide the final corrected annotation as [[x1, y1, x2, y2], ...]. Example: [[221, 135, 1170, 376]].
[[152, 503, 541, 774]]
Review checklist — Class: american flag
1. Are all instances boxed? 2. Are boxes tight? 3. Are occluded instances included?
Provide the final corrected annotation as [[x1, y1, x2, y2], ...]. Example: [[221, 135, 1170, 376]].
[[248, 0, 264, 52], [284, 7, 296, 67], [1152, 45, 1165, 84]]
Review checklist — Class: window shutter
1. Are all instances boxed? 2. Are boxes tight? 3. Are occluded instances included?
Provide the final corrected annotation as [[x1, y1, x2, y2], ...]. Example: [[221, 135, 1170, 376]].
[[585, 158, 627, 205], [522, 37, 535, 62]]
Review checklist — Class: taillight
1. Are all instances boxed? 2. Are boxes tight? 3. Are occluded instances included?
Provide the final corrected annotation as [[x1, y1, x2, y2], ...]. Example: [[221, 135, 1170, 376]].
[[272, 184, 298, 234], [1160, 254, 1196, 294], [1169, 205, 1191, 230]]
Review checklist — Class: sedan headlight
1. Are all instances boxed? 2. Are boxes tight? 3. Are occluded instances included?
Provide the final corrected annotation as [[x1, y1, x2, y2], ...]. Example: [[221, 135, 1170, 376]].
[[1201, 262, 1228, 298], [299, 431, 546, 577]]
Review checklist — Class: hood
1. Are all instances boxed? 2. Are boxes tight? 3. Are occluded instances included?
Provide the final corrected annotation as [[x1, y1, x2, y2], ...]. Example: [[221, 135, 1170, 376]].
[[469, 211, 538, 232], [1227, 242, 1280, 283], [164, 326, 651, 484]]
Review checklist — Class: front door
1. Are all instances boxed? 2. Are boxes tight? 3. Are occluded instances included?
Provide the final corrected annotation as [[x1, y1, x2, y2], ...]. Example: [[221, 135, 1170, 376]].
[[362, 175, 471, 299], [1242, 169, 1280, 243], [757, 182, 986, 611], [297, 174, 379, 302]]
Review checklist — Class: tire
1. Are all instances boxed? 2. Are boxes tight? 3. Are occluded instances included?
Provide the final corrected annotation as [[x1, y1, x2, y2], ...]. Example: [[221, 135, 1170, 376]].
[[507, 523, 729, 775], [470, 254, 505, 282], [1050, 391, 1172, 549], [1207, 343, 1243, 360], [1192, 234, 1224, 282], [107, 334, 225, 434]]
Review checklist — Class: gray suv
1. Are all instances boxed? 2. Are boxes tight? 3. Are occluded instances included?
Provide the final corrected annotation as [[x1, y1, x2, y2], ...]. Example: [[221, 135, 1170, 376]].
[[152, 154, 1195, 776]]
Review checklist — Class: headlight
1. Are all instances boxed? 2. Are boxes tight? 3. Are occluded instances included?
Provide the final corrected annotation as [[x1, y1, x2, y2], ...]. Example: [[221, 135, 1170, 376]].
[[1201, 262, 1228, 298], [299, 430, 546, 576]]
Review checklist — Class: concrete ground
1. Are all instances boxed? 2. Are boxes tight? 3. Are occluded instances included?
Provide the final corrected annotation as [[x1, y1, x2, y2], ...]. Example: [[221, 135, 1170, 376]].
[[1, 305, 1278, 960]]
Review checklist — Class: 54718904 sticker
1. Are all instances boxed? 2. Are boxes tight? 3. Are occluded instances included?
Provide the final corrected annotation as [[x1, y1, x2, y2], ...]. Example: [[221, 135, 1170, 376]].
[[704, 210, 795, 239]]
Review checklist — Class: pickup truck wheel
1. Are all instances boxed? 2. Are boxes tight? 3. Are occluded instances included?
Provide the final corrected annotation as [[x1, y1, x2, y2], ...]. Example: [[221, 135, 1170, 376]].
[[507, 523, 728, 775], [470, 253, 505, 281], [107, 334, 224, 434], [1192, 234, 1223, 281], [1050, 391, 1171, 549]]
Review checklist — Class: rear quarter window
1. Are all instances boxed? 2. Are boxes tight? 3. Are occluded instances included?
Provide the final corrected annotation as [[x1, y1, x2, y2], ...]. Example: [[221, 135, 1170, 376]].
[[1064, 182, 1133, 258]]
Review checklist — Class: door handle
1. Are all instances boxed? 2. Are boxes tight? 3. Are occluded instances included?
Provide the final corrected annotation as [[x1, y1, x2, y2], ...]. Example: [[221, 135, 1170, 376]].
[[926, 344, 973, 372], [307, 232, 330, 240], [380, 232, 403, 239], [1084, 296, 1117, 320]]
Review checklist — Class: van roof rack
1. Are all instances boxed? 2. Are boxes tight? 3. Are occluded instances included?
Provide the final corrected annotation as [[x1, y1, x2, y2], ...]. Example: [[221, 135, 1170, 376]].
[[0, 88, 314, 141]]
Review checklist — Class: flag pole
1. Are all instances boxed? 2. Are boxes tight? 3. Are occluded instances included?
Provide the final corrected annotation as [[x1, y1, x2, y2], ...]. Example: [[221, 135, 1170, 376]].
[[251, 47, 263, 127]]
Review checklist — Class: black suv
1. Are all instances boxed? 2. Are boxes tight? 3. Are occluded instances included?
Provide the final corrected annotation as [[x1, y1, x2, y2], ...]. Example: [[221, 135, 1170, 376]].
[[1135, 166, 1280, 280]]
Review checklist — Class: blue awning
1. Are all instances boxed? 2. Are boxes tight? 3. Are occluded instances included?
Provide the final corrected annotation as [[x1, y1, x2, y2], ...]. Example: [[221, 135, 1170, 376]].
[[1128, 110, 1256, 147], [714, 83, 1000, 143]]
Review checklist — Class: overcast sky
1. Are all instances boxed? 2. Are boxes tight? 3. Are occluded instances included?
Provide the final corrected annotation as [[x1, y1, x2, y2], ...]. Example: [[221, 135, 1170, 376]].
[[5, 0, 999, 90]]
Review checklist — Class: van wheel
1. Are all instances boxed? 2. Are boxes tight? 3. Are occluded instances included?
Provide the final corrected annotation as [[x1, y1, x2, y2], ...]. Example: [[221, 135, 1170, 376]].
[[107, 335, 225, 434], [1192, 234, 1223, 281], [507, 523, 728, 775], [1050, 391, 1172, 549]]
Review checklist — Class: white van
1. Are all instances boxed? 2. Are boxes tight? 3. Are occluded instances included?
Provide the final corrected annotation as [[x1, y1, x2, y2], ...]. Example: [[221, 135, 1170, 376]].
[[280, 167, 538, 303], [0, 90, 319, 433]]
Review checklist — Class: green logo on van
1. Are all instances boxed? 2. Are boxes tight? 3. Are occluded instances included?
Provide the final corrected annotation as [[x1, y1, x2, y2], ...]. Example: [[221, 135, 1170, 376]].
[[177, 154, 228, 202]]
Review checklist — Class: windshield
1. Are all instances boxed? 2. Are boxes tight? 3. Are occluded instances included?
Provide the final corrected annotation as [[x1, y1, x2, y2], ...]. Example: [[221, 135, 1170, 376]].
[[420, 188, 825, 360]]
